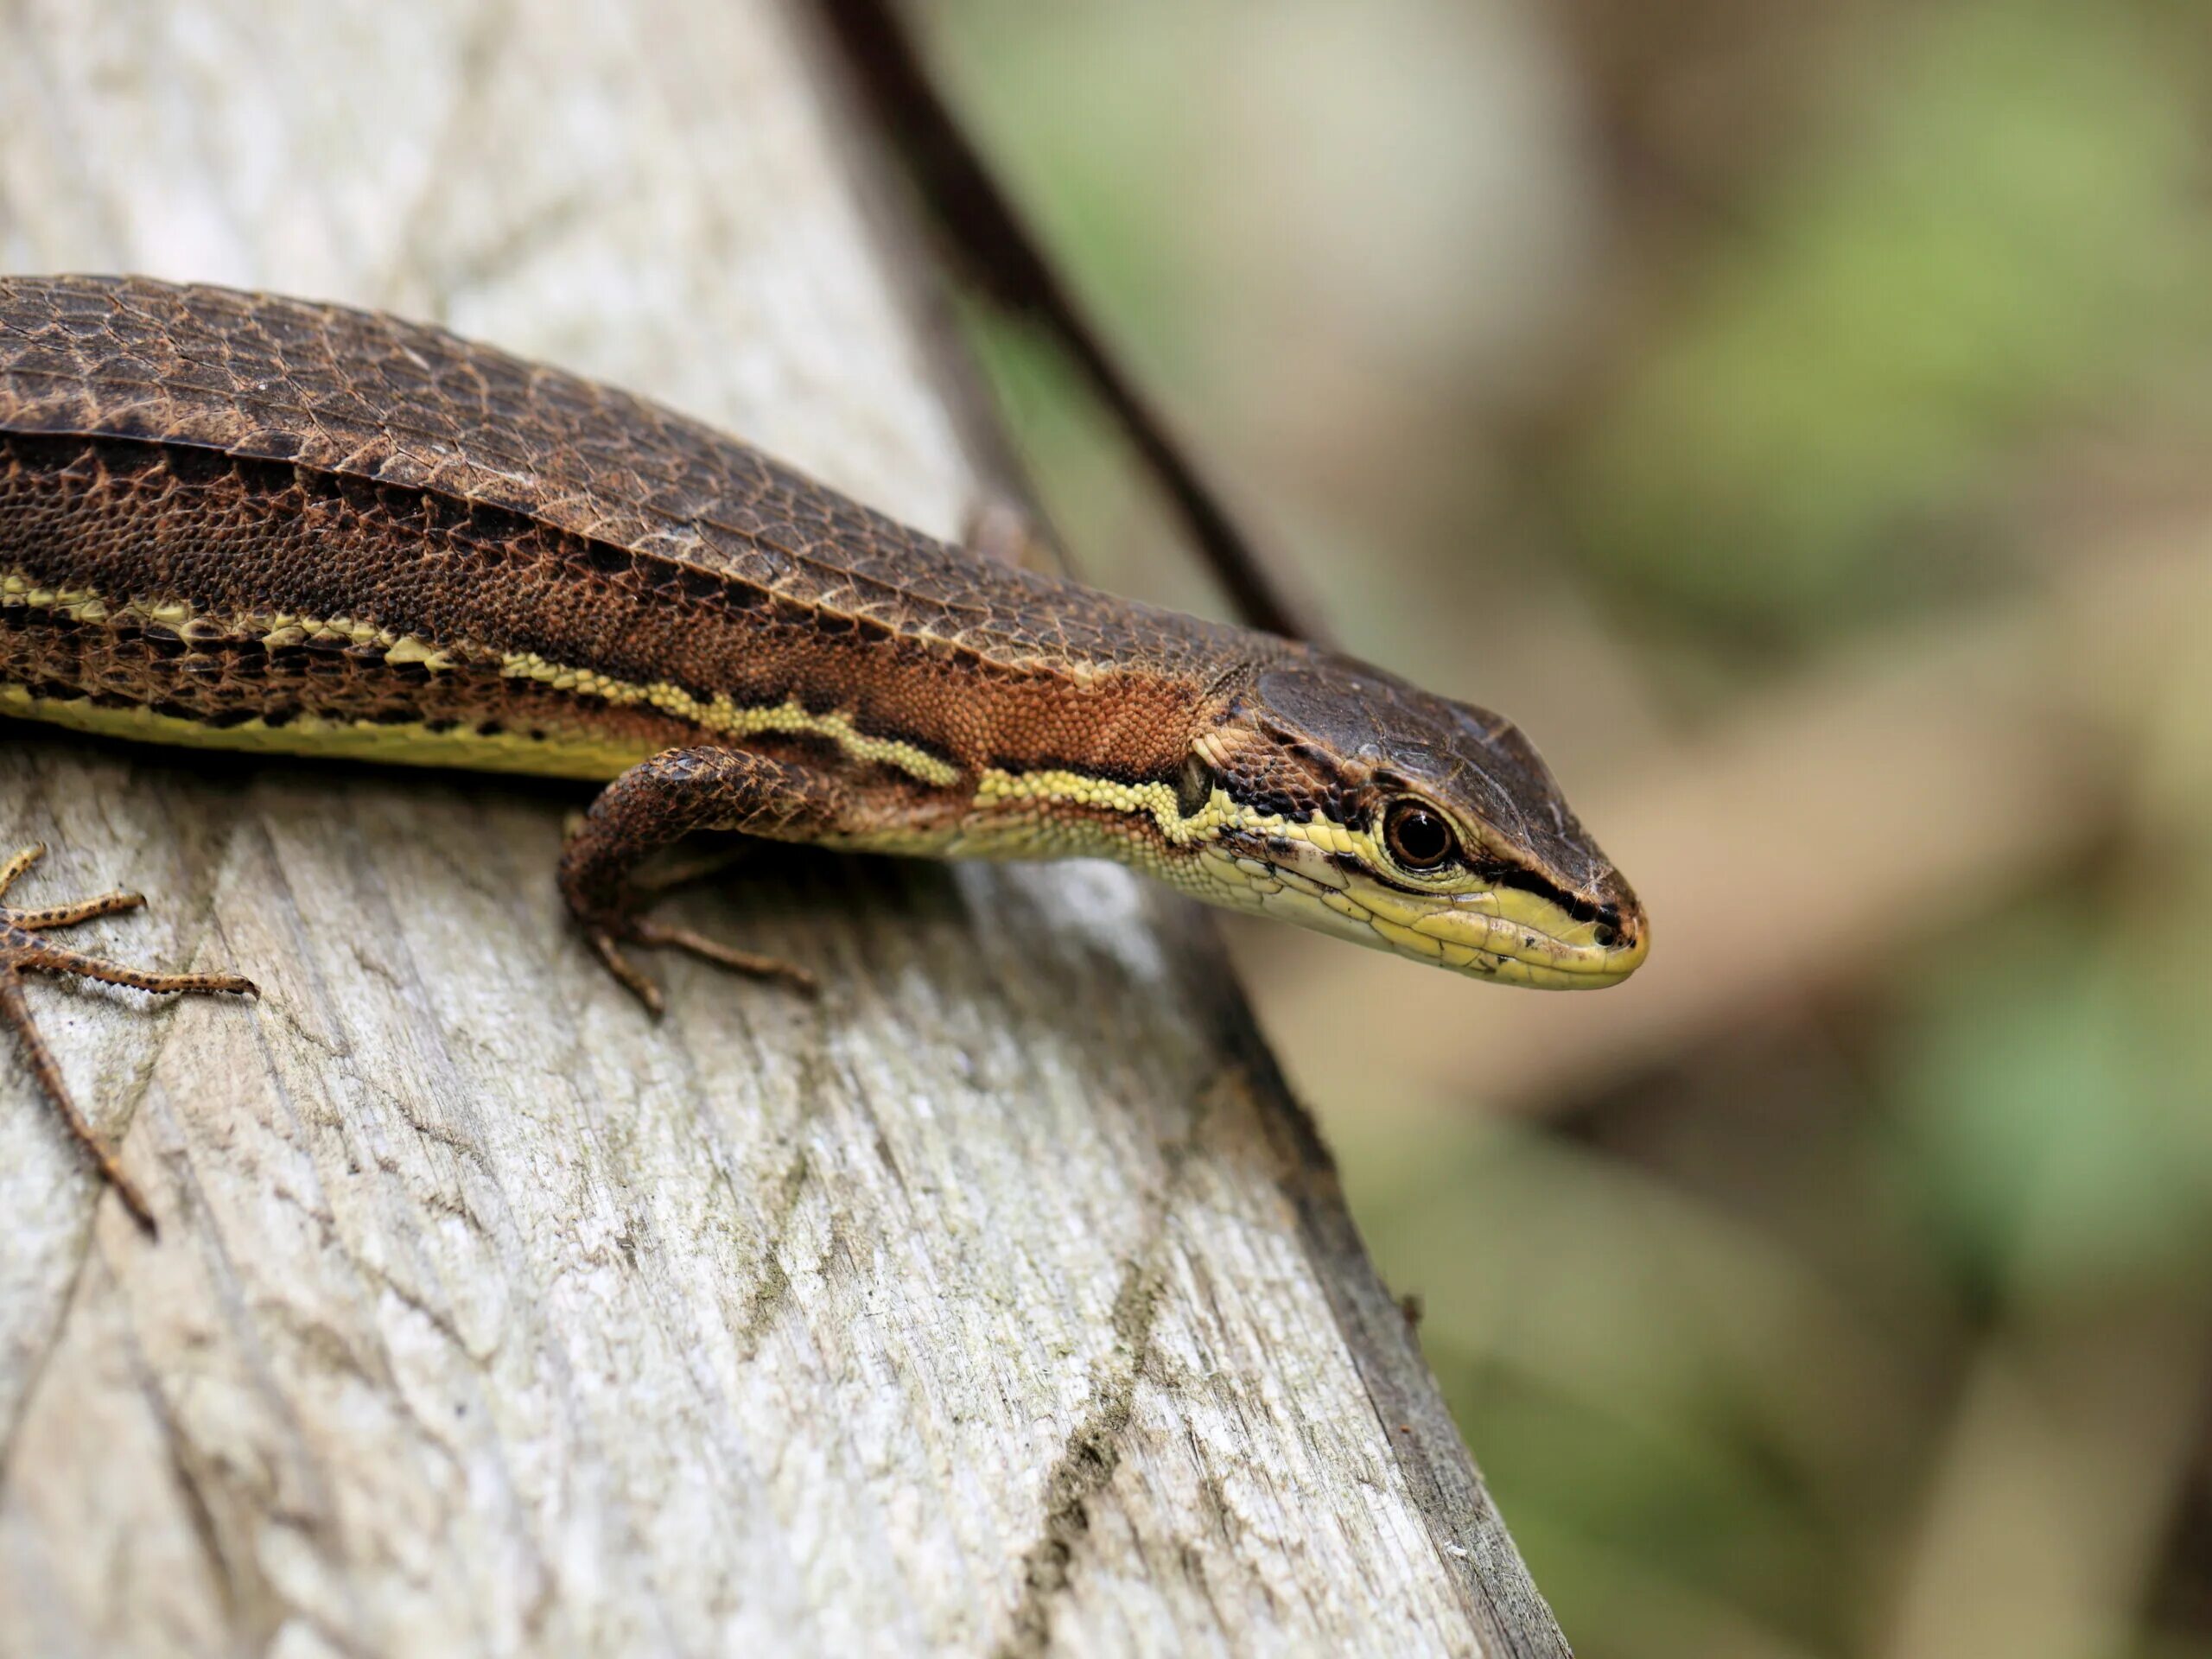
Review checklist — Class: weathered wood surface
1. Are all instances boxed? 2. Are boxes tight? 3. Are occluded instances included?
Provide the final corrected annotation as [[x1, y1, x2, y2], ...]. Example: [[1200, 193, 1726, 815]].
[[0, 3, 1567, 1655]]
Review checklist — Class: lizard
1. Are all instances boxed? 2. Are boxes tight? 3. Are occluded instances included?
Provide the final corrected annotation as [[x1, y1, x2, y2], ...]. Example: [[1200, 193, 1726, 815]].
[[0, 275, 1648, 1228]]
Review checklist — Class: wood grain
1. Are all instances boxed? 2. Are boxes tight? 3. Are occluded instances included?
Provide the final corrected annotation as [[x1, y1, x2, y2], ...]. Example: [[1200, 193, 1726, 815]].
[[0, 2, 1567, 1653]]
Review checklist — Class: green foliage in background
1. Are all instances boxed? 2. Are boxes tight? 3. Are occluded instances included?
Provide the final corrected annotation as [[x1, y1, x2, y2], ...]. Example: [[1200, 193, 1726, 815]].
[[1890, 901, 2212, 1306], [1567, 1, 2212, 645]]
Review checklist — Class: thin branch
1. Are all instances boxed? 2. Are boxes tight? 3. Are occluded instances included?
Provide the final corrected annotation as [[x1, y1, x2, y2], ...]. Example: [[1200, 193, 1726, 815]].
[[818, 0, 1335, 648]]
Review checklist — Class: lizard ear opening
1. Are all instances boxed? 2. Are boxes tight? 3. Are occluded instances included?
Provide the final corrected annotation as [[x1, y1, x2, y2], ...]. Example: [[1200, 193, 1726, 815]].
[[1175, 752, 1217, 819]]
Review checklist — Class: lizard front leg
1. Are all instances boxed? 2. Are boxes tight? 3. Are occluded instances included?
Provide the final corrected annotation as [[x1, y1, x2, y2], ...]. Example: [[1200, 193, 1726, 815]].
[[560, 747, 860, 1014]]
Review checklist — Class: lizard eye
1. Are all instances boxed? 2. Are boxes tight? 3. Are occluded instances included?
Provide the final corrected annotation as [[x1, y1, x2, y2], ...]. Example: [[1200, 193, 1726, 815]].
[[1383, 799, 1458, 871]]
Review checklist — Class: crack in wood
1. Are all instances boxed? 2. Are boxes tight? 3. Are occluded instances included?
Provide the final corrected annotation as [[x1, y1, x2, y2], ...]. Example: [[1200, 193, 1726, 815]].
[[991, 1251, 1165, 1659]]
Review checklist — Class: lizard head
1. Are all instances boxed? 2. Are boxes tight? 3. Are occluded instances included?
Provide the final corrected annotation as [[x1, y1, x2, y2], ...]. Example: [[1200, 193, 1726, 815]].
[[1176, 650, 1649, 988]]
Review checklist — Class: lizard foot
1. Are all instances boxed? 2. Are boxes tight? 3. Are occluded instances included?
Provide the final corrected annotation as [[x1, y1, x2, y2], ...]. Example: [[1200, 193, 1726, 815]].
[[0, 842, 257, 1232], [581, 912, 816, 1020]]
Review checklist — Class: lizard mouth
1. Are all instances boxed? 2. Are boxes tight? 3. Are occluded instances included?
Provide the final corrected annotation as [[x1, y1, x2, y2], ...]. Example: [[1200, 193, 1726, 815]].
[[1194, 842, 1649, 988], [1338, 880, 1649, 989]]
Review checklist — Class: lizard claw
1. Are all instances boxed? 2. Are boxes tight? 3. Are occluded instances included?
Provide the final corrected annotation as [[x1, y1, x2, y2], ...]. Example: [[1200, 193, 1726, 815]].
[[582, 912, 816, 1016]]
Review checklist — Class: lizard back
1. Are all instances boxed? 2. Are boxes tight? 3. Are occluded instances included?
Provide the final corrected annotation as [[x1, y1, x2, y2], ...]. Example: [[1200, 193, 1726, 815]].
[[0, 275, 1253, 787]]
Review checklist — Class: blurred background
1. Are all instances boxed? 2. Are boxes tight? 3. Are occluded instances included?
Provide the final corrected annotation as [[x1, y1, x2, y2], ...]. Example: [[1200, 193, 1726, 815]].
[[913, 2, 2212, 1655]]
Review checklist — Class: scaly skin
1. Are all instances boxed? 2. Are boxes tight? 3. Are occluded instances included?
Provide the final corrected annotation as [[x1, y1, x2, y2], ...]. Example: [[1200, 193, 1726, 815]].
[[0, 275, 1647, 1219]]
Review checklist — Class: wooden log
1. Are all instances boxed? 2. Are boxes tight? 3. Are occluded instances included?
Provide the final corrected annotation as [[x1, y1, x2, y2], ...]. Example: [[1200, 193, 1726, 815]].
[[0, 3, 1567, 1653]]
